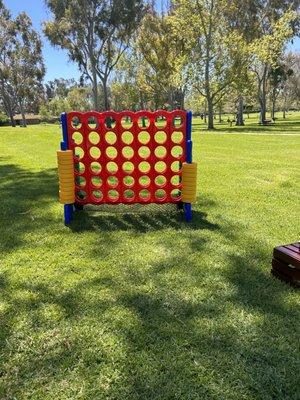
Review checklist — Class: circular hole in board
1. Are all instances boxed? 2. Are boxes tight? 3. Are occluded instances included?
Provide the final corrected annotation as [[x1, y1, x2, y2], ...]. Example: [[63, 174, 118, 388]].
[[71, 116, 82, 129], [107, 176, 119, 188], [138, 131, 150, 145], [91, 176, 102, 187], [72, 131, 83, 145], [106, 161, 118, 174], [123, 176, 135, 187], [121, 116, 133, 129], [91, 161, 101, 174], [139, 175, 151, 187], [154, 175, 166, 187], [89, 131, 100, 144]]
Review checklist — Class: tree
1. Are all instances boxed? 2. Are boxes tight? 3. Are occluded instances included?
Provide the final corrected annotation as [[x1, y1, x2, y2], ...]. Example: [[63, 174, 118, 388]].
[[136, 11, 191, 109], [0, 1, 16, 126], [45, 78, 77, 101], [0, 3, 45, 127], [249, 4, 298, 124], [11, 13, 45, 127], [269, 62, 293, 119], [44, 0, 147, 110], [174, 0, 245, 129]]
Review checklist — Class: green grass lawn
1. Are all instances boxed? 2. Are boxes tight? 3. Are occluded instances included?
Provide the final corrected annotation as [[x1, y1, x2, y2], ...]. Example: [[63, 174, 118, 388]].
[[0, 112, 299, 399]]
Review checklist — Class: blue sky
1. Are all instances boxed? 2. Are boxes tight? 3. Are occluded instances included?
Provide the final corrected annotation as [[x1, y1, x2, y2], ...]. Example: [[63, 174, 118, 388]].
[[5, 0, 300, 83]]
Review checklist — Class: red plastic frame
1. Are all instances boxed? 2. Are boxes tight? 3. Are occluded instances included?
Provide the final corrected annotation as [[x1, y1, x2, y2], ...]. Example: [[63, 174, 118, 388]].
[[67, 110, 187, 205]]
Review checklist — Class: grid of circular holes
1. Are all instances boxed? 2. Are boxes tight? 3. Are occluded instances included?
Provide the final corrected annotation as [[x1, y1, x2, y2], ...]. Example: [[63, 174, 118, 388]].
[[75, 162, 85, 174], [105, 131, 117, 145], [171, 189, 181, 200], [122, 146, 134, 160], [75, 146, 84, 160], [91, 176, 102, 187], [76, 190, 87, 200], [107, 161, 118, 174], [155, 115, 167, 129], [171, 161, 180, 173], [155, 189, 166, 201], [122, 131, 133, 145], [89, 131, 100, 144], [138, 146, 150, 159], [139, 189, 150, 201], [154, 161, 166, 173], [155, 131, 167, 144], [72, 131, 83, 145], [124, 189, 135, 201], [107, 176, 118, 188], [106, 146, 118, 159], [173, 116, 183, 128], [171, 175, 180, 186], [138, 116, 150, 129], [139, 161, 150, 173], [88, 116, 98, 129], [108, 189, 119, 201], [75, 176, 86, 187], [154, 146, 167, 159], [155, 175, 166, 187], [138, 131, 150, 145], [90, 146, 101, 159], [92, 190, 103, 201], [71, 116, 81, 129], [171, 131, 183, 144], [123, 176, 135, 187], [139, 175, 150, 187], [171, 146, 183, 159], [105, 116, 116, 129], [91, 161, 101, 174], [122, 161, 134, 174], [121, 116, 133, 129]]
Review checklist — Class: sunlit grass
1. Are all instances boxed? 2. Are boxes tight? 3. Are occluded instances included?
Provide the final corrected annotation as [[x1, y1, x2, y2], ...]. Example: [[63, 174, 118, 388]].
[[0, 114, 299, 399]]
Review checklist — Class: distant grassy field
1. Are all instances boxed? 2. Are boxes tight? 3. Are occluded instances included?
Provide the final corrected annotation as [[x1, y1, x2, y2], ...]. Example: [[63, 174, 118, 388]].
[[0, 112, 299, 399]]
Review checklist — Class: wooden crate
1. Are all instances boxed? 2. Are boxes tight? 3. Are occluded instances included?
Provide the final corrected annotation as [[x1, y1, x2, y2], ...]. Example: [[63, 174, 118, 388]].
[[271, 242, 300, 287]]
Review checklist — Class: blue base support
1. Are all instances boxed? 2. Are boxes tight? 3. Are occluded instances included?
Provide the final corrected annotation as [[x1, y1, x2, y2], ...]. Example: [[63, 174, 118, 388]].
[[184, 203, 192, 222], [64, 204, 74, 225]]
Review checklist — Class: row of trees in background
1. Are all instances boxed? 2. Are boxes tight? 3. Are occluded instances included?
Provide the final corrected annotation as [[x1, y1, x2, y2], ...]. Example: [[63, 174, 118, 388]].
[[0, 0, 300, 129]]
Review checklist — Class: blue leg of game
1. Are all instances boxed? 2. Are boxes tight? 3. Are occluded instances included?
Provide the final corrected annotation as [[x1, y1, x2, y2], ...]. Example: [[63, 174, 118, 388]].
[[64, 204, 73, 225], [184, 203, 192, 222]]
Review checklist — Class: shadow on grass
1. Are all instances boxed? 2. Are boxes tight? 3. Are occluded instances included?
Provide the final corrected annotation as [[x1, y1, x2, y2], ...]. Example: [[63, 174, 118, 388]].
[[0, 229, 298, 398], [70, 207, 219, 234], [0, 158, 58, 252]]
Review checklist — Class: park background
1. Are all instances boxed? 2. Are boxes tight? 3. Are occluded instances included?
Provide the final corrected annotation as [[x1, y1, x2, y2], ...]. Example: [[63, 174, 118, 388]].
[[0, 1, 300, 399]]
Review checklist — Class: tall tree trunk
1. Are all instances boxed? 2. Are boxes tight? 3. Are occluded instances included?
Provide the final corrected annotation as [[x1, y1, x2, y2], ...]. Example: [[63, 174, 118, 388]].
[[92, 68, 99, 110], [180, 89, 185, 110], [204, 101, 207, 123], [271, 88, 276, 120], [9, 112, 16, 127], [236, 95, 244, 126], [1, 84, 16, 127], [258, 65, 268, 124], [259, 99, 266, 124], [19, 100, 27, 128], [283, 109, 286, 119], [204, 26, 214, 129], [102, 77, 110, 110], [207, 97, 214, 130]]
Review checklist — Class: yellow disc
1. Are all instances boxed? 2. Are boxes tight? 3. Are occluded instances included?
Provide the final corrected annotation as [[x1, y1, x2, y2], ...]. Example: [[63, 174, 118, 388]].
[[60, 185, 75, 191], [57, 150, 73, 157], [59, 173, 74, 178]]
